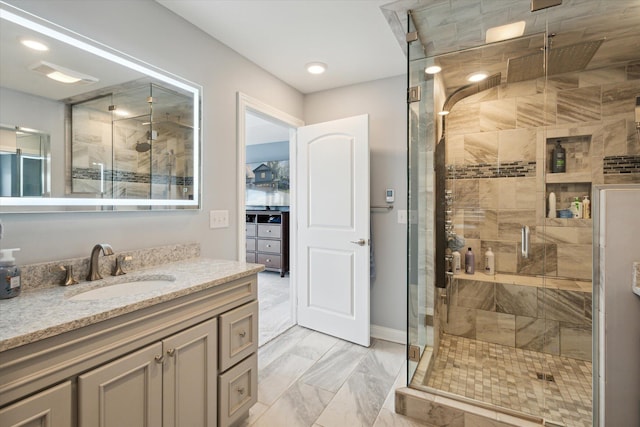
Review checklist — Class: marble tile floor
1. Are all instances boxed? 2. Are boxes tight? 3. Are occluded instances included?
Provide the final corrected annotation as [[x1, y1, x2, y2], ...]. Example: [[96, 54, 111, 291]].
[[238, 325, 435, 427], [424, 334, 592, 427], [258, 271, 295, 346]]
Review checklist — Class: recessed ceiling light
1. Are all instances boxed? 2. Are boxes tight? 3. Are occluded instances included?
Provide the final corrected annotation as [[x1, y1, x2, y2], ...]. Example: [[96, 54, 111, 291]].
[[306, 62, 327, 75], [467, 72, 488, 82], [20, 39, 49, 51], [486, 21, 526, 44], [438, 110, 450, 116], [425, 65, 442, 74]]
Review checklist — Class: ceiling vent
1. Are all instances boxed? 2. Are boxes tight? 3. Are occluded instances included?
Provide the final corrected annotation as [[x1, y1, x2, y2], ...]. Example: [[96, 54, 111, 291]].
[[29, 61, 98, 85]]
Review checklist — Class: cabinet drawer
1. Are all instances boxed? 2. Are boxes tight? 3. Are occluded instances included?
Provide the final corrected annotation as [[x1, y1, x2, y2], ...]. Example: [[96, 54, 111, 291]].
[[257, 224, 281, 238], [245, 224, 257, 237], [219, 301, 258, 372], [257, 239, 281, 254], [257, 254, 281, 269], [245, 252, 256, 263], [245, 238, 256, 251], [218, 353, 257, 427]]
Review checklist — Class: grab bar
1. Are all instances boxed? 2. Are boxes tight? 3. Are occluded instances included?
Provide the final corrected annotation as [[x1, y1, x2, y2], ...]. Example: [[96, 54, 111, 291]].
[[521, 225, 530, 259]]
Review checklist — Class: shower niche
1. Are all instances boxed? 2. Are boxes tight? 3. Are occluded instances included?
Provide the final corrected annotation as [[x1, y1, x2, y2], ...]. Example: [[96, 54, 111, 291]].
[[545, 135, 593, 220]]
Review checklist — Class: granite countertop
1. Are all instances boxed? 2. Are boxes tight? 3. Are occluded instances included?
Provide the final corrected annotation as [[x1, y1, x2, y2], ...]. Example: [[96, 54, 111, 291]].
[[0, 258, 264, 352]]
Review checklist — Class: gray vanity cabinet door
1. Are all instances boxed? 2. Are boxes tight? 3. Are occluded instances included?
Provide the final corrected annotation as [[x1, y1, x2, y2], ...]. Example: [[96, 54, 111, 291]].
[[78, 342, 163, 427], [0, 381, 71, 427], [163, 318, 217, 427]]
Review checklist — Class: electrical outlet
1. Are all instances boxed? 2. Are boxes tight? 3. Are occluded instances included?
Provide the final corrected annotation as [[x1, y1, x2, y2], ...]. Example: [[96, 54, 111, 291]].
[[209, 210, 229, 229]]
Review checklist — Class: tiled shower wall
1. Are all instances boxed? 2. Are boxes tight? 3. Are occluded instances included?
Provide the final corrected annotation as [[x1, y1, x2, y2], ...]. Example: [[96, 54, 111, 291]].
[[445, 62, 640, 281], [444, 277, 592, 361], [71, 108, 192, 199]]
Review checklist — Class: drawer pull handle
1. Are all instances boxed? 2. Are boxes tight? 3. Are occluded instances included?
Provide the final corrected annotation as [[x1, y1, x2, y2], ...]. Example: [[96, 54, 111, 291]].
[[266, 244, 271, 247], [267, 229, 272, 232], [154, 354, 165, 364], [237, 386, 245, 395], [167, 348, 175, 357], [239, 330, 247, 338], [266, 259, 271, 262]]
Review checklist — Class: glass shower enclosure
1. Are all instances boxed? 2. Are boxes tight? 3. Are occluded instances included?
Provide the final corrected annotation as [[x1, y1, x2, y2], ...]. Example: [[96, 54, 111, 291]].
[[406, 2, 640, 426]]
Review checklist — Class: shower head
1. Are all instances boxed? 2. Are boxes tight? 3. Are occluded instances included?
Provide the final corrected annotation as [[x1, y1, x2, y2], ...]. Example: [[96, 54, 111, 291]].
[[136, 141, 151, 153], [507, 39, 604, 83]]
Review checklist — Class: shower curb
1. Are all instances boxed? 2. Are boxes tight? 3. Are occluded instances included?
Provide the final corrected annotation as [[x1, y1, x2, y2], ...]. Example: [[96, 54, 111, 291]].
[[395, 386, 547, 427]]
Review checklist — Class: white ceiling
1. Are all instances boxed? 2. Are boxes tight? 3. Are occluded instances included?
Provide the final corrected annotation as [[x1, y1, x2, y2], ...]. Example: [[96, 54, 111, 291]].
[[156, 0, 407, 94]]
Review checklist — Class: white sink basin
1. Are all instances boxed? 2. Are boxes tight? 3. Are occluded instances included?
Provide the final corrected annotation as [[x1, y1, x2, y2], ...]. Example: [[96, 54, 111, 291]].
[[68, 277, 175, 301]]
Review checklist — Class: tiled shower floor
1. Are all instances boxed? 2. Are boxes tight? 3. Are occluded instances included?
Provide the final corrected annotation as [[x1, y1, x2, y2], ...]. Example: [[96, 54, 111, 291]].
[[424, 334, 592, 427]]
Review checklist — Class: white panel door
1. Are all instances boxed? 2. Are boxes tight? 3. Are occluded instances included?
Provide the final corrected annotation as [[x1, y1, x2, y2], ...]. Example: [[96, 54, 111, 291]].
[[296, 114, 370, 347]]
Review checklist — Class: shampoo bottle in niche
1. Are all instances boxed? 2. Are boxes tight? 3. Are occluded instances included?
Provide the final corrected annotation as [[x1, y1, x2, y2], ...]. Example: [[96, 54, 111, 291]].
[[465, 247, 475, 274], [484, 247, 495, 275], [548, 192, 556, 218], [572, 196, 583, 218], [551, 140, 566, 173], [0, 248, 21, 299], [582, 195, 590, 219], [452, 250, 461, 275]]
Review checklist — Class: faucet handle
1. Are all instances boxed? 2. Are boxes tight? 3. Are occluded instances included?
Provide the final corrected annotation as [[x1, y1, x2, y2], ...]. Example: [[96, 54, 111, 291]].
[[52, 265, 78, 286], [113, 255, 132, 276]]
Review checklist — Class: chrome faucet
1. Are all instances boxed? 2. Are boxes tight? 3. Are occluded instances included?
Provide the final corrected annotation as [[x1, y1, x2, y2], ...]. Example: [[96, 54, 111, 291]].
[[87, 243, 114, 281]]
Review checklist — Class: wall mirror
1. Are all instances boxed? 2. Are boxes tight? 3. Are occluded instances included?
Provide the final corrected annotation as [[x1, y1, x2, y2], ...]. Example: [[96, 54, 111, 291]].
[[0, 2, 201, 212]]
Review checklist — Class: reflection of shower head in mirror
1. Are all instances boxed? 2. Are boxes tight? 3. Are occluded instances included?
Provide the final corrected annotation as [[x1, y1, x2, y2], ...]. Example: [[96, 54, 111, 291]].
[[136, 141, 151, 152]]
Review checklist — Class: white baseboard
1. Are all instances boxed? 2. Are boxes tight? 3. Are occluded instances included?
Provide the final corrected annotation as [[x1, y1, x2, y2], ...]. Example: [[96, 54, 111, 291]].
[[370, 324, 405, 344]]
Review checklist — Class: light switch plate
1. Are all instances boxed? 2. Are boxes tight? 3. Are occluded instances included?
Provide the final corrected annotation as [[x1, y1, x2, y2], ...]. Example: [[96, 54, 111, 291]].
[[398, 210, 408, 224], [210, 210, 229, 228]]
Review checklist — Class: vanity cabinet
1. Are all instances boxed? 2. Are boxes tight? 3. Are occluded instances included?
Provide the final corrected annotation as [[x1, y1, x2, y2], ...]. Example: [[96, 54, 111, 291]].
[[0, 381, 72, 427], [78, 318, 217, 427], [0, 273, 259, 427], [245, 210, 289, 277]]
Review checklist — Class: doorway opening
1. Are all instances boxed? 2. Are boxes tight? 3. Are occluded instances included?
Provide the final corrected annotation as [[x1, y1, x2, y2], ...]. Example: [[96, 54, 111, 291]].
[[236, 93, 303, 346]]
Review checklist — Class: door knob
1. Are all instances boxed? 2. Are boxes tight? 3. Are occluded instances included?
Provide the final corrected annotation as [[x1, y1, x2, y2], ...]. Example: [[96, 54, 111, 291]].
[[350, 239, 367, 246]]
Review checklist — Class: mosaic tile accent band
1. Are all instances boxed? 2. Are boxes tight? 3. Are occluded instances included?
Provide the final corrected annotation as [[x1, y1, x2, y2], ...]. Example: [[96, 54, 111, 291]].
[[603, 155, 640, 174], [447, 161, 536, 179], [72, 167, 194, 185]]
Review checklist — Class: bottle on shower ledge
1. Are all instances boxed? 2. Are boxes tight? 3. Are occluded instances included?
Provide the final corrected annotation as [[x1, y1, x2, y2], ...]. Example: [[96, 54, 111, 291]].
[[465, 247, 475, 274], [452, 250, 461, 275], [484, 247, 495, 275]]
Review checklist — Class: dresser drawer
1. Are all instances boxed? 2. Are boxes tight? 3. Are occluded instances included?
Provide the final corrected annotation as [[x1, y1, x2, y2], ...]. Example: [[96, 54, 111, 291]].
[[257, 254, 281, 269], [245, 252, 256, 263], [257, 239, 281, 254], [245, 238, 256, 251], [218, 353, 257, 427], [219, 301, 258, 372], [257, 224, 281, 238], [245, 224, 257, 237]]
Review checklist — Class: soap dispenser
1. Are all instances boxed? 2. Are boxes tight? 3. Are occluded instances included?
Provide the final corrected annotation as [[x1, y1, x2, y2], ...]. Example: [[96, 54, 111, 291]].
[[0, 248, 21, 299]]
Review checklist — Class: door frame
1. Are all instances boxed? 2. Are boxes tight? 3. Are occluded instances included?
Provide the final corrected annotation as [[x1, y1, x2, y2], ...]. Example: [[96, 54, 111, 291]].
[[236, 92, 304, 324]]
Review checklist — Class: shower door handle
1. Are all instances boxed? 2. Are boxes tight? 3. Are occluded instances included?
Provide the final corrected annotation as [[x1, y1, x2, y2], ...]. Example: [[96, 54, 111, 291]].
[[521, 225, 530, 259]]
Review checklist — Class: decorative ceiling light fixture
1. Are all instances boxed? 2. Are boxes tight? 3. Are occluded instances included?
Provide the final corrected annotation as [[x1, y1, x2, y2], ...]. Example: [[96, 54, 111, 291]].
[[20, 38, 49, 51], [306, 62, 327, 75], [467, 72, 489, 82], [486, 21, 526, 44], [29, 61, 98, 84], [425, 65, 442, 74]]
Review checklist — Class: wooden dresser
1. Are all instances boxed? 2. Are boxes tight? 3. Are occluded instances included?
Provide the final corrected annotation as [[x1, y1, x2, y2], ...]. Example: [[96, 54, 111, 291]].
[[245, 210, 289, 277]]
